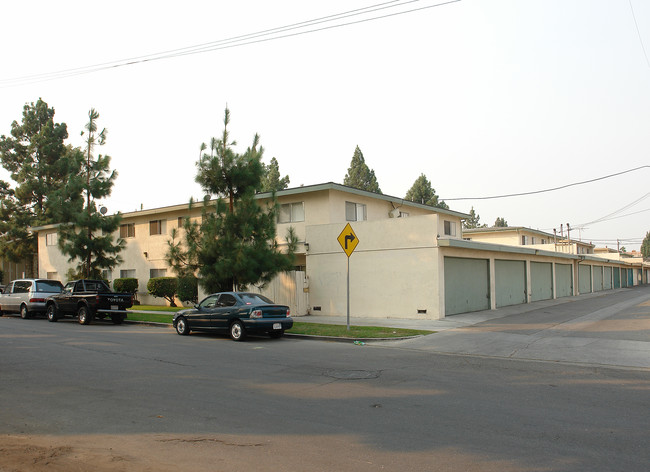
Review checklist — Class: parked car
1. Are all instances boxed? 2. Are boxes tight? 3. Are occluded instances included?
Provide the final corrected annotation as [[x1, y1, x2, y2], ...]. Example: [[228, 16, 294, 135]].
[[45, 279, 133, 325], [0, 279, 64, 319], [172, 292, 293, 341]]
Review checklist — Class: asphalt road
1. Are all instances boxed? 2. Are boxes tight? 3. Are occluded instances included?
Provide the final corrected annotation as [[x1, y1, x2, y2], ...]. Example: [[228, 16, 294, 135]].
[[1, 293, 649, 471]]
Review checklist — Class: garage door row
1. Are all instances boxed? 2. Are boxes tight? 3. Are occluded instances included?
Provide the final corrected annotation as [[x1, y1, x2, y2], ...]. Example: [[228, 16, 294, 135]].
[[443, 257, 632, 316]]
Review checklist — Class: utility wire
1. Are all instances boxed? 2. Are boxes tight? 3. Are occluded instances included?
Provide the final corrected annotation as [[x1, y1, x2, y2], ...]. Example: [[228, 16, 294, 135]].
[[0, 0, 461, 87], [575, 193, 650, 229], [629, 0, 650, 68], [444, 165, 649, 201]]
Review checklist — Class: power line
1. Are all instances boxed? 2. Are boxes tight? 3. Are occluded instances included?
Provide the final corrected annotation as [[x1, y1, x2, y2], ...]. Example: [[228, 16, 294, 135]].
[[443, 165, 649, 201], [0, 0, 461, 88], [629, 0, 650, 69], [575, 193, 650, 229]]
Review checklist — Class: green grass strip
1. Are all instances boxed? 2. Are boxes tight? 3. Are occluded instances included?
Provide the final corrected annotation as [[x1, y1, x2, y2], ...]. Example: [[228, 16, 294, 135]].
[[289, 322, 434, 338], [130, 305, 184, 312], [125, 313, 434, 339]]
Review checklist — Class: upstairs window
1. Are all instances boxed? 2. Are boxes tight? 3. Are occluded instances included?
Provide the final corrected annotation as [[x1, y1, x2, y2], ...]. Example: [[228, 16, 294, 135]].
[[521, 235, 529, 245], [46, 232, 58, 246], [346, 202, 366, 222], [120, 223, 135, 238], [278, 202, 305, 223], [150, 219, 165, 235], [443, 220, 456, 236]]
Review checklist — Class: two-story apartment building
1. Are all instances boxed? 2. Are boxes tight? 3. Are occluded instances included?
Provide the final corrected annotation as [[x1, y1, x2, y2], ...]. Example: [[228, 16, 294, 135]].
[[33, 183, 648, 321]]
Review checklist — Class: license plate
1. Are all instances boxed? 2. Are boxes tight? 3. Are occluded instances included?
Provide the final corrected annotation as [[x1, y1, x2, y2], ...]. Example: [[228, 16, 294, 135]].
[[111, 305, 118, 310], [273, 323, 282, 330]]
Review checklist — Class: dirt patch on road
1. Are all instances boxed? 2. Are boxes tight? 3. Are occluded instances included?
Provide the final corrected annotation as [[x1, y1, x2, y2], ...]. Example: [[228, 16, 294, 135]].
[[0, 433, 535, 472]]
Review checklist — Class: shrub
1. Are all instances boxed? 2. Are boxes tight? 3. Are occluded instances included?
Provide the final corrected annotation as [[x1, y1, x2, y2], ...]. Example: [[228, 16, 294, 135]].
[[114, 278, 139, 304], [147, 277, 178, 307], [177, 276, 198, 304], [114, 278, 138, 294]]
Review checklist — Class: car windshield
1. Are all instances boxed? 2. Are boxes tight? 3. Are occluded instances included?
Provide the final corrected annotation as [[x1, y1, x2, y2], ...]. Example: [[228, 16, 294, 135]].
[[239, 293, 273, 305], [36, 280, 63, 293]]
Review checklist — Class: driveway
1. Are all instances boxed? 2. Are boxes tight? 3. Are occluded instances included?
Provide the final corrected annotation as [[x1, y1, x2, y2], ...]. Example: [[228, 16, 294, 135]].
[[300, 286, 650, 369], [379, 286, 650, 369]]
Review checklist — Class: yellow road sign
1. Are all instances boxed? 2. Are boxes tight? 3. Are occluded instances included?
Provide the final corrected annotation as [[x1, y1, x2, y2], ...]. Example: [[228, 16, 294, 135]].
[[337, 223, 359, 257]]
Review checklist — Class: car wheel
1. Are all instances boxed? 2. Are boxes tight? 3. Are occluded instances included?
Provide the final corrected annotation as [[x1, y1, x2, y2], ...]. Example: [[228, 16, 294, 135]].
[[175, 317, 190, 335], [111, 315, 124, 325], [269, 330, 284, 339], [46, 304, 58, 322], [78, 306, 93, 325], [20, 305, 30, 319], [229, 320, 246, 341]]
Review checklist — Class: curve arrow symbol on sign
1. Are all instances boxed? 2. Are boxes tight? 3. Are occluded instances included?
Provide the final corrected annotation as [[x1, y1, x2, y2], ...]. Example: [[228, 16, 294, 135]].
[[344, 234, 356, 249]]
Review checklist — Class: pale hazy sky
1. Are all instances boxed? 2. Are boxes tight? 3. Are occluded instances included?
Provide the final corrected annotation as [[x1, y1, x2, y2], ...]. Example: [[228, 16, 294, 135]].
[[1, 0, 649, 250]]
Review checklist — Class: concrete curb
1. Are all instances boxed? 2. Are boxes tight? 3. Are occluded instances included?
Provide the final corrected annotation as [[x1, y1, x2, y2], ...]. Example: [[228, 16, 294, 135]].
[[123, 319, 426, 342]]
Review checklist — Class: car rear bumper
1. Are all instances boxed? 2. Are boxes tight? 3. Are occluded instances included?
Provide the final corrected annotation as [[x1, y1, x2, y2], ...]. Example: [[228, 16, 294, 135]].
[[243, 318, 293, 331]]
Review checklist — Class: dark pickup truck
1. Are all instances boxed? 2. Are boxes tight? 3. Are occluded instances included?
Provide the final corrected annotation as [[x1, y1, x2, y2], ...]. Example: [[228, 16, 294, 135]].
[[45, 279, 133, 325]]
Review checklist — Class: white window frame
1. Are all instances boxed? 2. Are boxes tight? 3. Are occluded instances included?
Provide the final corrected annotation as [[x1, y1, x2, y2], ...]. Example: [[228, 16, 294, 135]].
[[149, 268, 167, 278], [46, 232, 58, 246], [345, 202, 367, 222], [443, 220, 456, 236], [278, 202, 305, 223], [150, 219, 165, 236]]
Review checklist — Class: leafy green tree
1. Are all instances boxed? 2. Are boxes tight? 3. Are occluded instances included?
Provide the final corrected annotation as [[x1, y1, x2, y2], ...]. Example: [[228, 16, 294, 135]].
[[260, 157, 290, 192], [57, 109, 124, 278], [0, 99, 72, 269], [343, 146, 381, 193], [463, 206, 485, 229], [167, 107, 297, 292], [641, 232, 650, 258], [404, 173, 448, 209], [494, 217, 508, 227], [147, 277, 178, 306]]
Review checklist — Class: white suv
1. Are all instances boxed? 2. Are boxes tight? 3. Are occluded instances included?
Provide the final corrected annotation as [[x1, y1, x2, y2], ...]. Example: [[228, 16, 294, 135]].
[[0, 279, 64, 319]]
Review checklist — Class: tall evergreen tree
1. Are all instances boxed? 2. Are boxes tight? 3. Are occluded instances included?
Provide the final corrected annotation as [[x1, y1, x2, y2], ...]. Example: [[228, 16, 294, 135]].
[[0, 99, 72, 269], [641, 231, 650, 258], [167, 107, 296, 292], [343, 146, 381, 193], [404, 173, 448, 209], [494, 217, 508, 227], [463, 206, 484, 229], [57, 109, 124, 278], [260, 157, 290, 192]]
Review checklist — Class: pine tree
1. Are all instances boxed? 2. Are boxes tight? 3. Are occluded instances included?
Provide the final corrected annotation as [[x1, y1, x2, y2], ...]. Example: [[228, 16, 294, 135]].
[[167, 107, 296, 292], [640, 231, 650, 258], [404, 173, 448, 209], [260, 157, 290, 192], [57, 109, 124, 278], [0, 99, 72, 270], [463, 206, 484, 229], [343, 146, 381, 193], [494, 217, 508, 227]]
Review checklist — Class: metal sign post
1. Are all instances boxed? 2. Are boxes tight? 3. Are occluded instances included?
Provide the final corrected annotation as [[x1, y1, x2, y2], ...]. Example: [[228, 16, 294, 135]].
[[337, 223, 359, 331]]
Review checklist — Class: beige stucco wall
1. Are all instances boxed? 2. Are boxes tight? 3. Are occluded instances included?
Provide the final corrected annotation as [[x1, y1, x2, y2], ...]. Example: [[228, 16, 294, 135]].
[[305, 214, 444, 320]]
